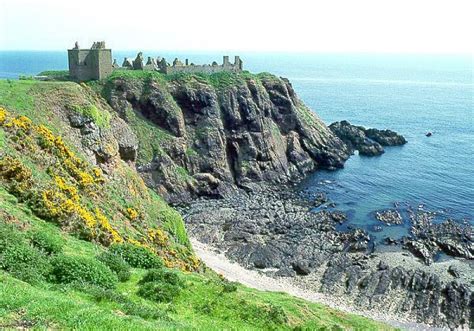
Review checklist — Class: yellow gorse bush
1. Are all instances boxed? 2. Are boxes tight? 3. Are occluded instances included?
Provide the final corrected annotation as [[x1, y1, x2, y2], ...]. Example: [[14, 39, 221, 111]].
[[0, 107, 8, 125], [4, 115, 33, 131], [147, 228, 169, 247], [0, 155, 33, 195], [0, 109, 122, 245], [126, 207, 139, 220], [95, 208, 123, 244], [0, 107, 200, 270]]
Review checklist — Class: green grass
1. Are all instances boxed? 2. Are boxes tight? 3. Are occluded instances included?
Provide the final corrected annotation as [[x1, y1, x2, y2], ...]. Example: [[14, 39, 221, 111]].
[[37, 70, 71, 81], [0, 128, 5, 149], [107, 69, 167, 83], [70, 104, 111, 128], [105, 69, 265, 91], [0, 79, 37, 111], [0, 178, 392, 331], [0, 77, 393, 330]]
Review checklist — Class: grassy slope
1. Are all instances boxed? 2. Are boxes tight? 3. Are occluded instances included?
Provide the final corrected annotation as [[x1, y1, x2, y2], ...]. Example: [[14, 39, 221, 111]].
[[0, 78, 391, 330]]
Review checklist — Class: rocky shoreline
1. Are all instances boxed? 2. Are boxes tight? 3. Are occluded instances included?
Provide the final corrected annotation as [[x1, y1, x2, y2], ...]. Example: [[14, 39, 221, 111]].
[[98, 72, 472, 328], [177, 184, 473, 329]]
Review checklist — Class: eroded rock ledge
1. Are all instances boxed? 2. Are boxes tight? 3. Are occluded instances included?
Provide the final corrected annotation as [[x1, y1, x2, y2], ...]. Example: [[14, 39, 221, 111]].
[[329, 120, 406, 156]]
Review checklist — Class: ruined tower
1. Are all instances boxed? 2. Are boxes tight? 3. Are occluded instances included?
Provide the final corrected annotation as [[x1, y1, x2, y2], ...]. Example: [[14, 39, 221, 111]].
[[68, 41, 113, 81]]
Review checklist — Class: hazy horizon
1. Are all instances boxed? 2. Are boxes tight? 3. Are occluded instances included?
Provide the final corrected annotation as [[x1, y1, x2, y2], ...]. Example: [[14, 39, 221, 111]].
[[1, 0, 473, 54]]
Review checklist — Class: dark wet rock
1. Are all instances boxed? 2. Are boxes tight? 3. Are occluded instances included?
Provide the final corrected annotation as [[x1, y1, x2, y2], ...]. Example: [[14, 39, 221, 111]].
[[275, 266, 296, 277], [329, 120, 406, 157], [378, 260, 389, 270], [405, 239, 436, 265], [68, 113, 90, 128], [365, 128, 407, 146], [357, 140, 385, 156], [329, 120, 384, 156], [248, 245, 282, 269], [407, 213, 473, 261], [330, 211, 347, 224], [320, 255, 472, 328], [181, 185, 473, 328], [383, 237, 398, 245], [292, 261, 312, 275], [375, 209, 403, 225], [313, 192, 327, 207]]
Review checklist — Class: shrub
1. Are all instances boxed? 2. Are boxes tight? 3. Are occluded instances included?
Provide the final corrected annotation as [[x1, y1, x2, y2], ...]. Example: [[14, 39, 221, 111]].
[[221, 281, 238, 293], [0, 241, 50, 283], [137, 268, 184, 303], [0, 223, 23, 252], [29, 229, 64, 255], [80, 284, 168, 320], [97, 251, 131, 282], [49, 255, 117, 289], [137, 282, 181, 303], [109, 243, 163, 269], [138, 268, 184, 287]]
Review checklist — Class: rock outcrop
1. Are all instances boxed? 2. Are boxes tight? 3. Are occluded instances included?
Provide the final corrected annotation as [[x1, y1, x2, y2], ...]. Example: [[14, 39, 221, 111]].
[[329, 120, 406, 156], [179, 185, 473, 328], [104, 73, 350, 202]]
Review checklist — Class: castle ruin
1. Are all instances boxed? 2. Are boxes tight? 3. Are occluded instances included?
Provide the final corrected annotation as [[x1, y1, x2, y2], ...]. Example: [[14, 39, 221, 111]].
[[68, 41, 243, 81], [68, 42, 113, 81]]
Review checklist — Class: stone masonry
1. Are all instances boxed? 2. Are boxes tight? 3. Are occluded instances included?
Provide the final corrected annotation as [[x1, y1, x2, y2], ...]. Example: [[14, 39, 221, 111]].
[[68, 41, 113, 81], [68, 41, 243, 81]]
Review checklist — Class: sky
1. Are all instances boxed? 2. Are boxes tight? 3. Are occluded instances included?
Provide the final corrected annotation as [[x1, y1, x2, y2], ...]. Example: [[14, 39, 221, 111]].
[[0, 0, 473, 53]]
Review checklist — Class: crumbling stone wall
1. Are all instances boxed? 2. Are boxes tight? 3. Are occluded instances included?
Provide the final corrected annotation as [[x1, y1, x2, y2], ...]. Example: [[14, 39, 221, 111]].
[[68, 41, 112, 81], [68, 41, 244, 81], [121, 53, 243, 74]]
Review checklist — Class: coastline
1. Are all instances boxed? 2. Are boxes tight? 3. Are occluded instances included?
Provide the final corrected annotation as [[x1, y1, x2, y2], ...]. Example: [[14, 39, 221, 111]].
[[181, 183, 473, 329], [191, 239, 441, 330]]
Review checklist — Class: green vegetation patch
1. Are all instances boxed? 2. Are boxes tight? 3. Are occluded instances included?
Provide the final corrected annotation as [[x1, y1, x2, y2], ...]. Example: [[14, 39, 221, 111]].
[[48, 254, 118, 289], [109, 243, 164, 269], [97, 251, 131, 282], [0, 80, 37, 111], [37, 70, 71, 81], [0, 129, 5, 149], [123, 107, 173, 164], [69, 104, 111, 128], [28, 228, 65, 255]]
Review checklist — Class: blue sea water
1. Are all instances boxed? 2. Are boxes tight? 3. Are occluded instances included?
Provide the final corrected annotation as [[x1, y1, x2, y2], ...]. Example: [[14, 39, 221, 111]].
[[1, 51, 472, 239]]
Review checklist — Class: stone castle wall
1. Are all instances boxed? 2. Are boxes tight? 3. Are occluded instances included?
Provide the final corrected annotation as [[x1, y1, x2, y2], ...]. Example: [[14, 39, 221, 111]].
[[68, 42, 243, 81], [68, 44, 112, 81], [162, 56, 243, 74]]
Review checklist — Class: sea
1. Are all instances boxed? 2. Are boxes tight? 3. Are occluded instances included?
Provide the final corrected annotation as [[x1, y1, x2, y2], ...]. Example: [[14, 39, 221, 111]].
[[1, 51, 472, 241]]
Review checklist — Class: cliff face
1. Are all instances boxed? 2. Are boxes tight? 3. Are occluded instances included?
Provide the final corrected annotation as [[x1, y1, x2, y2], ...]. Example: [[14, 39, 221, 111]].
[[103, 72, 349, 202]]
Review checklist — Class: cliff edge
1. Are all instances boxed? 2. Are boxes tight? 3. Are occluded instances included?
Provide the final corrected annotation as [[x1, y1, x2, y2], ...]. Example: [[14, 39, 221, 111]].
[[100, 71, 350, 202]]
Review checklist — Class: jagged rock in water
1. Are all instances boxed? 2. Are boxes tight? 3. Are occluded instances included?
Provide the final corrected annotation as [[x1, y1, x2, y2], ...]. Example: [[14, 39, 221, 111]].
[[329, 120, 406, 156], [180, 185, 473, 328], [375, 209, 403, 225], [365, 127, 407, 146]]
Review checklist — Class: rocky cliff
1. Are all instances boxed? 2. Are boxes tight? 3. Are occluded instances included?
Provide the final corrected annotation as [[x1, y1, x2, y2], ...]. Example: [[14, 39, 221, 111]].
[[101, 72, 350, 202]]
